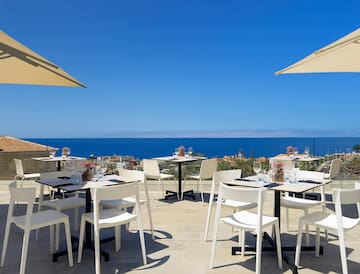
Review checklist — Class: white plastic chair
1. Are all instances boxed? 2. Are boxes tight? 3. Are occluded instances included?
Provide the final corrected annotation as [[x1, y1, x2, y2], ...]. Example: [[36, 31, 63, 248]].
[[77, 182, 147, 274], [143, 159, 176, 200], [295, 183, 360, 274], [14, 158, 40, 188], [325, 158, 342, 188], [281, 170, 327, 245], [210, 183, 282, 274], [324, 158, 341, 180], [184, 158, 217, 203], [100, 169, 154, 239], [204, 169, 257, 241], [1, 182, 74, 274]]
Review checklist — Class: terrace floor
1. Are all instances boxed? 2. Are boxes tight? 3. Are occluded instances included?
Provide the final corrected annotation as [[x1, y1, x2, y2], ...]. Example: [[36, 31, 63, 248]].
[[0, 180, 359, 274]]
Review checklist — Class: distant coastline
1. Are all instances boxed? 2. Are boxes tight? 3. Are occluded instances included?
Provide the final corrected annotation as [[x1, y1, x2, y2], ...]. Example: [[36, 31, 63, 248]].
[[26, 137, 360, 160]]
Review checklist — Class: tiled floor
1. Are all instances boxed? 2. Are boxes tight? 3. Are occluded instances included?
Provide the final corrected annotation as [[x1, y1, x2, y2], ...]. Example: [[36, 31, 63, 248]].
[[0, 180, 359, 274]]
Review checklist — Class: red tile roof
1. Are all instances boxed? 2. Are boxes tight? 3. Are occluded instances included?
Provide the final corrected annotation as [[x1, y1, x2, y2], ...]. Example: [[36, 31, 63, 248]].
[[0, 136, 55, 152]]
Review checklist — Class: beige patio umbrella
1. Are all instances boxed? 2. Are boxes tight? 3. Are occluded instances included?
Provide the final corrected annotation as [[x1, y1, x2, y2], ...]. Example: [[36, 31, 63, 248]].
[[0, 30, 86, 87], [275, 28, 360, 75]]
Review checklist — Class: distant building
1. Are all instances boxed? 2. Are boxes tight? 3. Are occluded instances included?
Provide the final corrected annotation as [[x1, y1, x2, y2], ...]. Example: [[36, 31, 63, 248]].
[[0, 136, 57, 179]]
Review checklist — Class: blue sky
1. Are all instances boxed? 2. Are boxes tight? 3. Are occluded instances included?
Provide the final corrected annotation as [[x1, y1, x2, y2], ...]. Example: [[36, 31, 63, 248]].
[[1, 0, 360, 138]]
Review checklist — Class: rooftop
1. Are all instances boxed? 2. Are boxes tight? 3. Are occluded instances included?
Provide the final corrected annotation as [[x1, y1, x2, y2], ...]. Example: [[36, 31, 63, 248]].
[[0, 136, 55, 152]]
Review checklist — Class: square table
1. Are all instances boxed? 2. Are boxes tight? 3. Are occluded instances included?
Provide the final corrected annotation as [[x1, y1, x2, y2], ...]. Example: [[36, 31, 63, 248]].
[[33, 156, 86, 171]]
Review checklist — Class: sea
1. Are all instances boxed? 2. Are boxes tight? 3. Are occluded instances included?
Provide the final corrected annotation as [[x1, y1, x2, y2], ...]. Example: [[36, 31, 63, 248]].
[[25, 137, 360, 160]]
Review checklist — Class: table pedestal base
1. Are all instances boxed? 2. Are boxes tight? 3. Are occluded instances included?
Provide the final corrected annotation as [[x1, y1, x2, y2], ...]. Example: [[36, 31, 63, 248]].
[[52, 236, 111, 262], [165, 189, 195, 200]]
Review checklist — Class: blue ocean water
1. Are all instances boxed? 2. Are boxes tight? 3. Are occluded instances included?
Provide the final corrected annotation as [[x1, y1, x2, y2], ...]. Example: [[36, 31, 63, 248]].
[[26, 137, 360, 160]]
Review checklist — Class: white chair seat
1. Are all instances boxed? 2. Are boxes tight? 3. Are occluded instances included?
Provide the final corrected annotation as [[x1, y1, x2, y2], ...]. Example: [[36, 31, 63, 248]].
[[299, 212, 360, 231], [281, 196, 323, 209], [43, 196, 85, 210], [13, 209, 68, 230], [23, 173, 41, 179], [186, 174, 200, 180], [81, 209, 136, 227], [160, 173, 175, 180], [222, 210, 279, 230]]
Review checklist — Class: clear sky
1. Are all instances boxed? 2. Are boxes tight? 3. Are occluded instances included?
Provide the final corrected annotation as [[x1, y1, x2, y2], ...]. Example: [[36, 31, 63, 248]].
[[1, 0, 360, 138]]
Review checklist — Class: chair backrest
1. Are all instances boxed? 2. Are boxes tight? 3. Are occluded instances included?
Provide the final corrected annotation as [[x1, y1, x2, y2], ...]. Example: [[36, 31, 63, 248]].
[[92, 182, 138, 202], [329, 159, 341, 179], [217, 182, 266, 227], [199, 158, 218, 180], [7, 182, 36, 227], [91, 182, 140, 224], [143, 159, 160, 179], [210, 169, 242, 197], [213, 169, 241, 188], [118, 169, 145, 183], [14, 158, 24, 177], [215, 169, 242, 184], [332, 187, 360, 228], [297, 170, 325, 181]]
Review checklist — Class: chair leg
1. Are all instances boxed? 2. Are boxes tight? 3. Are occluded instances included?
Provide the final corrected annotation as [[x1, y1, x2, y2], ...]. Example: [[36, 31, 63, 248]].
[[0, 218, 12, 267], [315, 227, 320, 257], [55, 223, 60, 251], [137, 215, 147, 265], [63, 219, 74, 267], [181, 178, 186, 200], [161, 180, 165, 198], [77, 217, 86, 263], [156, 179, 162, 200], [175, 178, 179, 200], [36, 184, 45, 241], [20, 177, 25, 188], [338, 227, 348, 274], [204, 192, 214, 241], [19, 230, 31, 274], [322, 204, 328, 241], [115, 226, 121, 252], [143, 184, 154, 240], [94, 225, 101, 274], [286, 208, 290, 231], [255, 229, 263, 274], [199, 179, 204, 203], [209, 214, 220, 268], [295, 221, 304, 266], [50, 224, 55, 254], [274, 222, 283, 269], [304, 209, 310, 246], [240, 229, 245, 257]]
